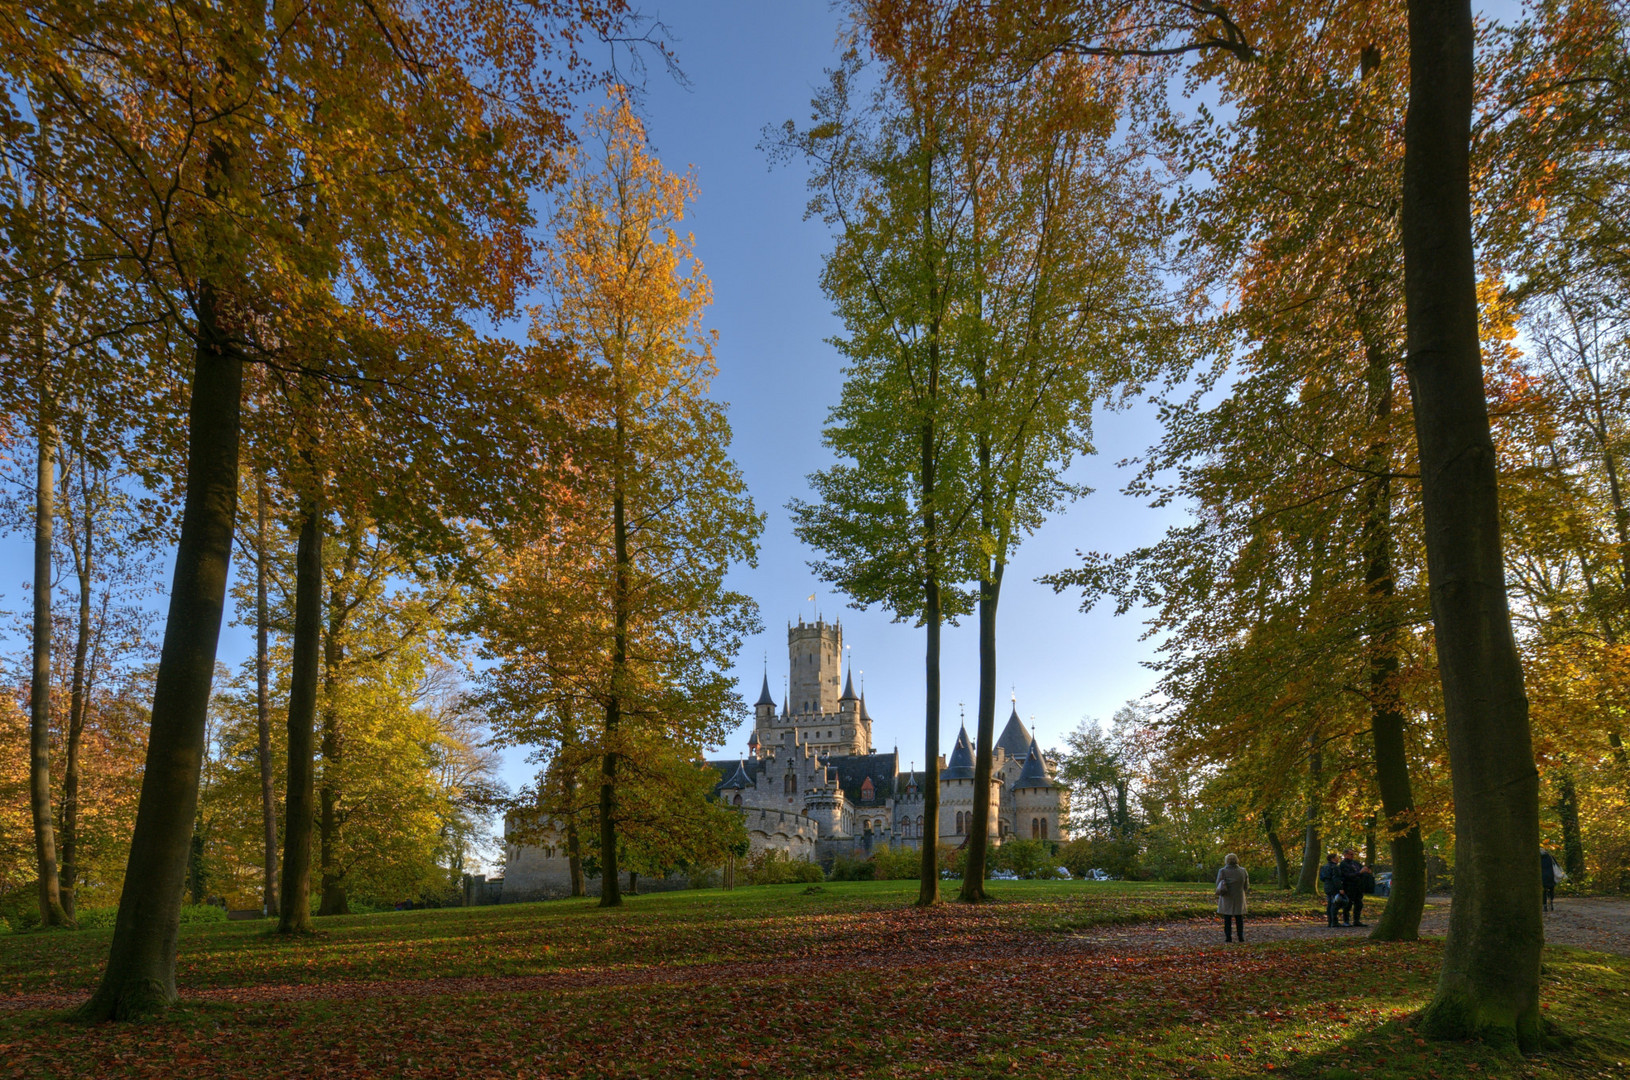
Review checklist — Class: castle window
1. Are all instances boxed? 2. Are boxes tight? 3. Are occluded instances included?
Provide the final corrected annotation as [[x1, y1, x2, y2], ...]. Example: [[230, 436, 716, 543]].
[[916, 815, 924, 836], [784, 773, 797, 795], [1040, 818, 1049, 840], [1031, 818, 1039, 839], [860, 777, 874, 801], [733, 793, 743, 806], [955, 811, 964, 835]]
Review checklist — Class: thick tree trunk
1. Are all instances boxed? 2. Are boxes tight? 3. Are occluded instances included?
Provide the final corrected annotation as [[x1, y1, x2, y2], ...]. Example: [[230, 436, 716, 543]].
[[78, 273, 243, 1019], [567, 816, 586, 898], [1262, 812, 1291, 890], [256, 480, 278, 916], [960, 566, 1004, 902], [276, 499, 322, 934], [1405, 0, 1542, 1047], [1295, 748, 1323, 894], [30, 421, 70, 928]]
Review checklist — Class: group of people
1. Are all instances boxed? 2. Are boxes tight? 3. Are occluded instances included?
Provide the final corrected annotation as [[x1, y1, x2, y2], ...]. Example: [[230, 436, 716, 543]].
[[1211, 849, 1377, 943]]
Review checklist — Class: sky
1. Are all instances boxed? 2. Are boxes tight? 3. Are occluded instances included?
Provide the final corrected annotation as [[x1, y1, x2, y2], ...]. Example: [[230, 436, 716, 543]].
[[0, 1, 1526, 803], [617, 1, 1188, 770]]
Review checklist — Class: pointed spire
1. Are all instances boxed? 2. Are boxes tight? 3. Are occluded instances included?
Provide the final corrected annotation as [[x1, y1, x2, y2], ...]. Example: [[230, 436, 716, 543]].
[[996, 701, 1034, 760], [755, 671, 776, 708], [840, 668, 858, 702], [1015, 737, 1059, 789], [942, 724, 975, 779], [859, 691, 873, 721], [722, 759, 753, 790]]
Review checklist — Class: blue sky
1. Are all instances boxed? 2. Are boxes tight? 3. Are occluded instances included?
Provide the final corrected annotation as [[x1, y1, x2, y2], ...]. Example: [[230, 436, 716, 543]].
[[1, 0, 1527, 799]]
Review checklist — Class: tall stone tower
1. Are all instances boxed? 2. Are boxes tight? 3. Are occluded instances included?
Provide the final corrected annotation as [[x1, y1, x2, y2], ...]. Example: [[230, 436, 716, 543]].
[[788, 617, 842, 716]]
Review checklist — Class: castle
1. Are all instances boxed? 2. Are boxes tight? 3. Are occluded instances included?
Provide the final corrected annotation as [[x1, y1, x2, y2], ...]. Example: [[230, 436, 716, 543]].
[[499, 615, 1068, 899], [707, 617, 1068, 863]]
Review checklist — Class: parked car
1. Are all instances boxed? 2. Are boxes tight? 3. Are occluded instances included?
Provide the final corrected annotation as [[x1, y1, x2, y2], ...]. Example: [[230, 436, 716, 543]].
[[1374, 872, 1392, 897], [1085, 868, 1113, 882], [1054, 867, 1072, 880], [990, 870, 1020, 881]]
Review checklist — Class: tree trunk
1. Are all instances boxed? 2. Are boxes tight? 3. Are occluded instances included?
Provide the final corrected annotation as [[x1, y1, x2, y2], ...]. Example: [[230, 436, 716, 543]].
[[1262, 811, 1290, 890], [61, 469, 98, 922], [77, 268, 244, 1019], [917, 413, 942, 907], [318, 614, 348, 916], [276, 498, 322, 935], [1295, 747, 1323, 894], [961, 565, 1004, 902], [565, 783, 586, 899], [256, 479, 278, 916], [1553, 767, 1585, 882], [30, 419, 70, 929], [1405, 0, 1542, 1047], [600, 446, 629, 909]]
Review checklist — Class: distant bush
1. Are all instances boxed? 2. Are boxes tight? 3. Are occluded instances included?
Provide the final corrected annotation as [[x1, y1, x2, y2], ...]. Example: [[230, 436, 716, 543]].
[[688, 868, 721, 890], [1058, 835, 1141, 881], [0, 914, 9, 934], [76, 907, 118, 929], [868, 846, 922, 881], [744, 850, 823, 885], [179, 903, 229, 925], [993, 839, 1056, 880], [827, 854, 875, 881]]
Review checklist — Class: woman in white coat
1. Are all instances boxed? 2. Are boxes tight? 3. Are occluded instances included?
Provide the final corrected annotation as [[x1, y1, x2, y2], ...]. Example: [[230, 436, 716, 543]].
[[1216, 853, 1250, 943]]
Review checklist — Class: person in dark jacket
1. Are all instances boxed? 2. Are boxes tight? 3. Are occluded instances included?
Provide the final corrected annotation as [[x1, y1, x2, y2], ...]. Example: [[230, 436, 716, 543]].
[[1338, 850, 1367, 927], [1541, 850, 1558, 912], [1317, 852, 1344, 927]]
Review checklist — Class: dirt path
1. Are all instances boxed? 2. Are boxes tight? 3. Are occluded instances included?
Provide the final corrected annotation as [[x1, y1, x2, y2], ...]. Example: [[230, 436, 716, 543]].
[[1420, 895, 1630, 956]]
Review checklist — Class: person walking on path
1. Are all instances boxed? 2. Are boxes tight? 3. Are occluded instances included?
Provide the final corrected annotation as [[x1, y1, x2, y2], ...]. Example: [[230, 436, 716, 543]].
[[1216, 853, 1250, 942], [1338, 850, 1367, 928], [1318, 852, 1344, 927], [1541, 850, 1558, 912]]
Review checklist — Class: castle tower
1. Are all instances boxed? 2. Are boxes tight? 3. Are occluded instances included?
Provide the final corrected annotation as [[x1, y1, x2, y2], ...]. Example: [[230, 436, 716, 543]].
[[788, 617, 842, 716]]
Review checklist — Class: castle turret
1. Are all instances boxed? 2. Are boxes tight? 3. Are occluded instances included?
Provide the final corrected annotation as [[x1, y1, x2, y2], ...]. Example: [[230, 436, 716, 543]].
[[754, 672, 777, 723], [789, 618, 842, 716]]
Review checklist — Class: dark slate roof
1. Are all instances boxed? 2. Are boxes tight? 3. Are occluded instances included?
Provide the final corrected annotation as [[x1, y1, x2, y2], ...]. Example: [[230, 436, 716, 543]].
[[1014, 737, 1060, 789], [995, 704, 1033, 760], [721, 760, 754, 790], [747, 728, 759, 746], [780, 695, 790, 718], [859, 692, 873, 721], [755, 673, 776, 708], [826, 751, 900, 803], [840, 669, 858, 701], [706, 757, 763, 797], [941, 725, 975, 780]]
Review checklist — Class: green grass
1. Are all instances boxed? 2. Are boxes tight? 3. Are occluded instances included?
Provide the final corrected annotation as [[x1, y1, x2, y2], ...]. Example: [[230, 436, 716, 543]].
[[0, 880, 1624, 1078]]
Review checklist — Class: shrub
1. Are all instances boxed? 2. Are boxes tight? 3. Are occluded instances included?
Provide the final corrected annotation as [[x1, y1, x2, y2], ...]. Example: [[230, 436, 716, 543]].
[[1059, 835, 1140, 881], [994, 839, 1055, 880], [869, 845, 923, 881], [743, 849, 823, 885], [827, 854, 875, 881], [75, 907, 118, 929], [688, 868, 722, 890], [178, 903, 229, 925], [0, 914, 9, 935]]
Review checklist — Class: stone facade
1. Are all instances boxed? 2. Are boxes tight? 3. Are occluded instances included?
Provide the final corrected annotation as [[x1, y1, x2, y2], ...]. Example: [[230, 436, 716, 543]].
[[708, 618, 1069, 862]]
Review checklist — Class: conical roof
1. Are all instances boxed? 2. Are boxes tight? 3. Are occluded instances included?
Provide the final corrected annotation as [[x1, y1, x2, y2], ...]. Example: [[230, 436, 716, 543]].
[[995, 703, 1033, 759], [941, 725, 975, 780], [859, 692, 873, 721], [840, 668, 858, 702], [721, 759, 754, 790], [1014, 738, 1059, 789], [780, 694, 790, 719], [755, 673, 776, 708]]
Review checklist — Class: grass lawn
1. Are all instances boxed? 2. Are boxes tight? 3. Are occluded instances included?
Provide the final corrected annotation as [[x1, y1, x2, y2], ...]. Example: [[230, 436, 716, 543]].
[[0, 880, 1625, 1078]]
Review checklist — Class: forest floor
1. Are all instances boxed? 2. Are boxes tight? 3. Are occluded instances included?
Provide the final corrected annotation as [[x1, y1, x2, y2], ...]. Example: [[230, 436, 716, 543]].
[[0, 880, 1625, 1079]]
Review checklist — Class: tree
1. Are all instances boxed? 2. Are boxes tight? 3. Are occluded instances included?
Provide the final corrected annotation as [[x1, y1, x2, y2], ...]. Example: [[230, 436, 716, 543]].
[[779, 45, 977, 907], [480, 91, 761, 908], [1404, 0, 1542, 1047], [0, 0, 630, 1019]]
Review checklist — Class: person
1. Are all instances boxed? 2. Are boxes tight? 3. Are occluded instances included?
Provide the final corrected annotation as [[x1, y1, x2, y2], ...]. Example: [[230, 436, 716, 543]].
[[1318, 852, 1344, 927], [1338, 849, 1367, 927], [1216, 853, 1250, 942], [1541, 849, 1558, 912]]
